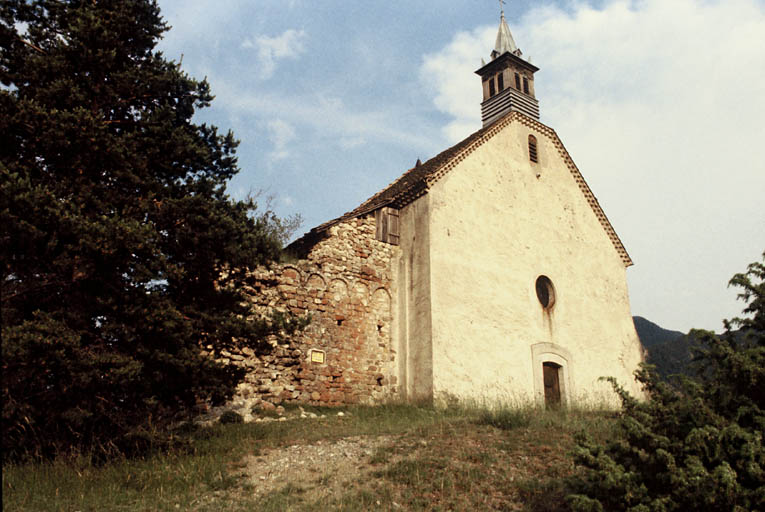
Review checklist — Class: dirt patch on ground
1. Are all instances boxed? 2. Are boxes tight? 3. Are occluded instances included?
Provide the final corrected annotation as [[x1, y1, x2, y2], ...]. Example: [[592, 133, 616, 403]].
[[225, 416, 581, 510], [243, 435, 396, 499]]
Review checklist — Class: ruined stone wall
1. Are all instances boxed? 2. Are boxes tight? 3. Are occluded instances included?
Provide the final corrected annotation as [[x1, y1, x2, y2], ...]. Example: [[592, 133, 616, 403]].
[[207, 215, 399, 420]]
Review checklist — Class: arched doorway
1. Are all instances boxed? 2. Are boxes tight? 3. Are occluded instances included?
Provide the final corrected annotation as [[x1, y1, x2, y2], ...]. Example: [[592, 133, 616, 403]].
[[531, 343, 572, 407], [542, 362, 562, 408]]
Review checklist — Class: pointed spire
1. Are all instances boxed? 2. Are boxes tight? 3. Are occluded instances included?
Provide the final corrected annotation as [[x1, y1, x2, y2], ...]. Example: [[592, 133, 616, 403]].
[[493, 10, 518, 57]]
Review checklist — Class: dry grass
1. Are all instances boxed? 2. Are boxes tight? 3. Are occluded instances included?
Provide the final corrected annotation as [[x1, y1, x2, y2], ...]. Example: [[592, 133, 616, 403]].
[[2, 404, 618, 511]]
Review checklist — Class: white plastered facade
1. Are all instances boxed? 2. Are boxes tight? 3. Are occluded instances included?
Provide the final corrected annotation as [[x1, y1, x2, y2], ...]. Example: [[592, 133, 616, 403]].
[[393, 116, 644, 407]]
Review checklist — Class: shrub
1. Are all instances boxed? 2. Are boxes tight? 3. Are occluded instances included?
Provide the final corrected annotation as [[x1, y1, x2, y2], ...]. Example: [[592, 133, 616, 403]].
[[567, 253, 765, 512]]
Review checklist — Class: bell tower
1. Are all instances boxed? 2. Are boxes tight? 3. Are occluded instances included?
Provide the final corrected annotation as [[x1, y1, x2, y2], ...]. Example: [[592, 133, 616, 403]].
[[475, 8, 540, 126]]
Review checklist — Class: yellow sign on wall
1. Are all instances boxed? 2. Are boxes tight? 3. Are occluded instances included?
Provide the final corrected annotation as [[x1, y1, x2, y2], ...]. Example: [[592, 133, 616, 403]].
[[310, 350, 326, 364]]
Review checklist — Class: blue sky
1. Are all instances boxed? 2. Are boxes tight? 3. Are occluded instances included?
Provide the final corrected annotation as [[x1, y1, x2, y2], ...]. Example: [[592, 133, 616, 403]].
[[156, 0, 765, 333]]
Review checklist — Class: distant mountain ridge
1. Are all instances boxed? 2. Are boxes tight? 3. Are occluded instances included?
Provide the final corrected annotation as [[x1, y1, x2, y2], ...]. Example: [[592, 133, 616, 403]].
[[632, 316, 684, 348], [633, 316, 697, 378]]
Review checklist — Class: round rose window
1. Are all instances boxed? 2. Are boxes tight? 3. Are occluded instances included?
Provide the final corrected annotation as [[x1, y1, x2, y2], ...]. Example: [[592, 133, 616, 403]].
[[535, 275, 556, 309]]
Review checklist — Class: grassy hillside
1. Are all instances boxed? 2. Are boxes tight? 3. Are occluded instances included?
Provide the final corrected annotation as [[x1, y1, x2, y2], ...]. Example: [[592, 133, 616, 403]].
[[3, 404, 618, 511]]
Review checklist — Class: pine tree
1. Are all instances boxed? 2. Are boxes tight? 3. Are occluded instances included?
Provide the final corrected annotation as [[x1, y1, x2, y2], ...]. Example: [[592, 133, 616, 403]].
[[567, 253, 765, 511], [1, 0, 299, 459]]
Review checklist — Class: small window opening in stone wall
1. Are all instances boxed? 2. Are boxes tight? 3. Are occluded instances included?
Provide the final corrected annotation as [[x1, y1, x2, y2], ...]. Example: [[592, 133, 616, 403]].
[[336, 317, 344, 326], [535, 275, 555, 309], [515, 72, 521, 89], [523, 76, 529, 94], [528, 134, 538, 163], [497, 72, 504, 92], [489, 77, 496, 97], [375, 207, 400, 245]]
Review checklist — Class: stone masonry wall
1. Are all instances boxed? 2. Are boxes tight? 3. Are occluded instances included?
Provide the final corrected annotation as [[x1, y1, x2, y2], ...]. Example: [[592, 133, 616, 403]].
[[205, 215, 399, 421]]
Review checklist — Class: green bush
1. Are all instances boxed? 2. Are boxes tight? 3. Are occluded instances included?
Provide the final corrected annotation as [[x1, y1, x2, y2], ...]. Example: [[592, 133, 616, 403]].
[[567, 253, 765, 511]]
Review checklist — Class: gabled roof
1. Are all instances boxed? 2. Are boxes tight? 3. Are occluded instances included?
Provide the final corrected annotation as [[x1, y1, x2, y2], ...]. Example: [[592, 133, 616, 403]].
[[289, 111, 633, 267]]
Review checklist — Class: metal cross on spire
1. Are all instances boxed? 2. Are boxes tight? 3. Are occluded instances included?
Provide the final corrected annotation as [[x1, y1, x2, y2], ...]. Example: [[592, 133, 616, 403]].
[[493, 0, 518, 57]]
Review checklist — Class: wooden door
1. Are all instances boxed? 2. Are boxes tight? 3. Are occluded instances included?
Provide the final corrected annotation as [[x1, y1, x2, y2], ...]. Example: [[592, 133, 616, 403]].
[[543, 362, 561, 408]]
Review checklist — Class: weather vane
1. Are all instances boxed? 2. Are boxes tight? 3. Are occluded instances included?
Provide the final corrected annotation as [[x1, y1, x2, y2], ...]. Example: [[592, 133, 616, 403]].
[[499, 0, 506, 15]]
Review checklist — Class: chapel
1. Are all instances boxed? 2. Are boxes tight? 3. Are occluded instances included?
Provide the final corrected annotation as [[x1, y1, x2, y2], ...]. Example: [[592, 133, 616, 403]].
[[234, 11, 645, 411]]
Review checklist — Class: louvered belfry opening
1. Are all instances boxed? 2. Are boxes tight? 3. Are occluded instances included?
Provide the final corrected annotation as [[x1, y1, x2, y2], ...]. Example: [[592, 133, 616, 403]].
[[528, 134, 538, 163]]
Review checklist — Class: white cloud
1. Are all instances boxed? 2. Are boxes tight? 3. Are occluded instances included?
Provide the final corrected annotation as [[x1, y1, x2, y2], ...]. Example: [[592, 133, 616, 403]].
[[420, 26, 495, 142], [421, 0, 765, 331], [207, 79, 437, 155], [244, 29, 306, 80], [266, 119, 297, 161]]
